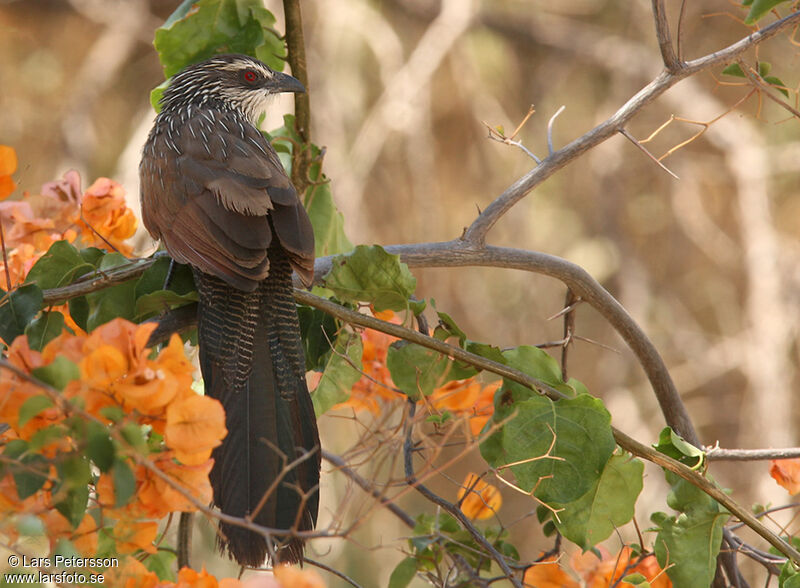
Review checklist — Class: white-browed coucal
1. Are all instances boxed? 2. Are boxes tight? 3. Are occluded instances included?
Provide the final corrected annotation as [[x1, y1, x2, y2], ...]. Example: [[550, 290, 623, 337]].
[[139, 54, 319, 566]]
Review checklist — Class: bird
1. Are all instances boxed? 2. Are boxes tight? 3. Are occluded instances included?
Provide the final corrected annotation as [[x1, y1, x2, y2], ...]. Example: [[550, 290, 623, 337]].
[[139, 54, 320, 566]]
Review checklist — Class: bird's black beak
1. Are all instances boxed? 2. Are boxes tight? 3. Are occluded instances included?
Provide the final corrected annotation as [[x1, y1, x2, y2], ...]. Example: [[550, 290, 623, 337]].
[[270, 71, 305, 94]]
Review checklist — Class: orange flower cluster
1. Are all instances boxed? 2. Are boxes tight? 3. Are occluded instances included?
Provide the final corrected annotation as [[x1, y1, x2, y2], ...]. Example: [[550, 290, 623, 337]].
[[111, 559, 326, 588], [334, 309, 497, 434], [770, 458, 800, 495], [0, 159, 137, 287], [525, 547, 671, 588], [457, 473, 502, 520], [0, 319, 226, 554]]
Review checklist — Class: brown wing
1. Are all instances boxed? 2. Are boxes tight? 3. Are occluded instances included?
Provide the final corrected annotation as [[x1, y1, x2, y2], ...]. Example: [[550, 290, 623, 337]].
[[140, 108, 315, 291]]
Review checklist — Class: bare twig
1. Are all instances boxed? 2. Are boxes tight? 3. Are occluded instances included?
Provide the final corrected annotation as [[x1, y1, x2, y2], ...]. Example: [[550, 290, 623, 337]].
[[322, 449, 415, 529], [651, 0, 681, 71], [705, 446, 800, 461], [403, 400, 523, 588], [619, 128, 680, 179]]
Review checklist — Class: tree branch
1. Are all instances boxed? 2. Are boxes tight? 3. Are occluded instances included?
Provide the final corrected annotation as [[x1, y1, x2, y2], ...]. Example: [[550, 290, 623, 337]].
[[651, 0, 680, 71], [282, 0, 313, 194], [461, 9, 800, 245]]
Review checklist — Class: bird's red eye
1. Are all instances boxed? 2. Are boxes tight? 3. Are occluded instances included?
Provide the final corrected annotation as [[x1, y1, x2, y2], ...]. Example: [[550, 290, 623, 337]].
[[243, 70, 258, 83]]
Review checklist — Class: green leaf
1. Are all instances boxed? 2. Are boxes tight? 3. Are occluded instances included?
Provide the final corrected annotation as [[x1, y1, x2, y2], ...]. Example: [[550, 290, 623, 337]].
[[25, 240, 94, 293], [387, 341, 476, 399], [120, 423, 149, 454], [24, 311, 66, 351], [87, 422, 115, 473], [55, 484, 89, 529], [135, 256, 196, 298], [779, 560, 800, 588], [652, 472, 729, 588], [298, 305, 339, 371], [721, 63, 744, 78], [480, 393, 615, 504], [622, 573, 650, 587], [145, 550, 177, 581], [154, 0, 285, 79], [653, 427, 704, 469], [312, 330, 363, 415], [135, 290, 198, 320], [764, 75, 790, 97], [18, 395, 54, 428], [79, 247, 106, 267], [554, 453, 644, 549], [112, 458, 137, 508], [388, 557, 418, 588], [85, 253, 137, 331], [323, 245, 419, 312], [503, 345, 564, 389], [29, 425, 67, 452], [0, 284, 43, 345], [31, 356, 80, 391], [744, 0, 792, 24], [13, 457, 49, 500], [68, 296, 90, 332]]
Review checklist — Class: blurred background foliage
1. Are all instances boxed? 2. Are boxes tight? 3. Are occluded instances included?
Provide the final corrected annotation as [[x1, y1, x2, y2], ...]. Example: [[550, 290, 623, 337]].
[[2, 0, 799, 584]]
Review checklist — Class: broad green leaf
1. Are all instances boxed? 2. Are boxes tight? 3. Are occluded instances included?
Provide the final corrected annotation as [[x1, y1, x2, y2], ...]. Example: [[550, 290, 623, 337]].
[[651, 472, 729, 588], [18, 395, 54, 428], [25, 311, 66, 351], [154, 0, 285, 78], [388, 557, 417, 588], [135, 256, 196, 298], [0, 284, 43, 345], [721, 63, 745, 78], [387, 341, 476, 399], [622, 573, 650, 587], [29, 425, 66, 452], [68, 296, 89, 332], [135, 290, 198, 320], [79, 247, 106, 267], [744, 0, 792, 23], [112, 458, 137, 508], [503, 345, 564, 389], [9, 443, 49, 499], [298, 305, 338, 371], [25, 240, 94, 293], [323, 245, 419, 312], [31, 356, 80, 391], [312, 330, 363, 415], [653, 427, 704, 469], [554, 453, 644, 549], [145, 550, 177, 582], [16, 514, 45, 536], [55, 485, 89, 529], [765, 75, 790, 97], [120, 423, 149, 454], [85, 253, 137, 331], [87, 422, 115, 473], [779, 561, 800, 588], [480, 393, 615, 504]]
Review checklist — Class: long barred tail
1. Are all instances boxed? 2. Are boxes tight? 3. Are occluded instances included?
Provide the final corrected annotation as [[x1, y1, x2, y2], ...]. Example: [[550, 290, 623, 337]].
[[193, 248, 320, 566]]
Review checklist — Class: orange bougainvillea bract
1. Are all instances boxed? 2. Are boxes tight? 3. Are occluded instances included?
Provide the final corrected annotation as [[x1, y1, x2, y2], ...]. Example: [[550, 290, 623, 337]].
[[770, 458, 800, 495], [0, 167, 137, 289], [0, 145, 18, 199], [457, 473, 502, 520]]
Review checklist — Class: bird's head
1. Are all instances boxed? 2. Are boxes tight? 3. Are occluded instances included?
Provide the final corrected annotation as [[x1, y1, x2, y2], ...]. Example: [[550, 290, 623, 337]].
[[159, 54, 305, 124]]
